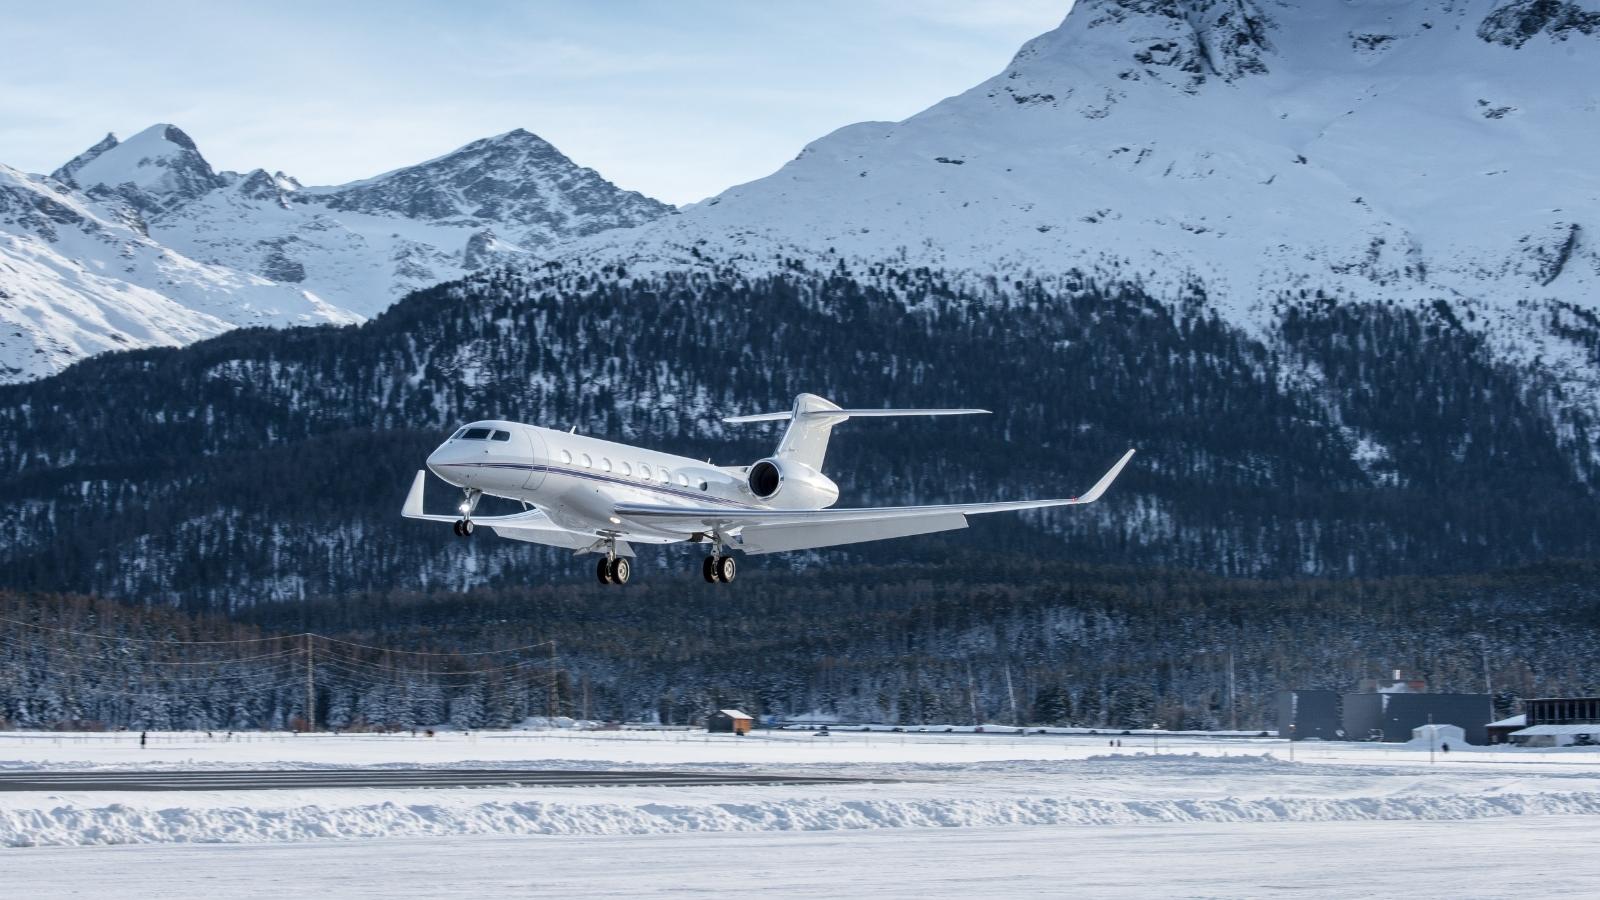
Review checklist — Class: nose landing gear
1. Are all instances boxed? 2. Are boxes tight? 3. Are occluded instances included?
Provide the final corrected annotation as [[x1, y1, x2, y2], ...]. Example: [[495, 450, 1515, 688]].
[[454, 488, 482, 538]]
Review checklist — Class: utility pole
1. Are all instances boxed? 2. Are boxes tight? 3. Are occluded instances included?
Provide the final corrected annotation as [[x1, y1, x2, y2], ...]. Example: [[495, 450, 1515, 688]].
[[1004, 664, 1018, 727], [547, 640, 558, 723], [1227, 651, 1238, 732], [304, 633, 315, 733]]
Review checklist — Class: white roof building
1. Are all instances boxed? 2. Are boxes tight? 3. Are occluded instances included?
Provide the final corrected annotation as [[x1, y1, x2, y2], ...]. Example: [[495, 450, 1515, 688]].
[[1410, 723, 1465, 746]]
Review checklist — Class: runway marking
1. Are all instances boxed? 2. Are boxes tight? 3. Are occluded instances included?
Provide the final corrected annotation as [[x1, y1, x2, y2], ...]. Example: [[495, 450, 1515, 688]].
[[0, 768, 888, 793]]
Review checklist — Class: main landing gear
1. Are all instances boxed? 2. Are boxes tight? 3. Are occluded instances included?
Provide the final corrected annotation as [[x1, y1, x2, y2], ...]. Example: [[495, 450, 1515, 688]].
[[702, 554, 736, 583], [596, 536, 630, 586], [701, 534, 737, 584], [453, 488, 481, 538]]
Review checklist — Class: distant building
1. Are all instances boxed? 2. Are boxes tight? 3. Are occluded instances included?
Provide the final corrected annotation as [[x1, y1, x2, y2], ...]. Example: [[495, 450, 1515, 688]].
[[707, 709, 753, 735], [1341, 691, 1492, 745], [1486, 714, 1526, 745], [1508, 697, 1600, 747], [1280, 672, 1491, 744], [1411, 723, 1464, 747], [1276, 690, 1342, 741]]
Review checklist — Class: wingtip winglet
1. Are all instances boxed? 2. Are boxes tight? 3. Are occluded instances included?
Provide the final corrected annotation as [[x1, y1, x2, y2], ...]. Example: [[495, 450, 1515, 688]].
[[402, 469, 428, 518], [1078, 448, 1136, 504]]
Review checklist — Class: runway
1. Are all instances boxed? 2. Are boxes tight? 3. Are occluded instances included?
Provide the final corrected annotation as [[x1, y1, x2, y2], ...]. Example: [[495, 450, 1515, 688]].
[[0, 768, 884, 793]]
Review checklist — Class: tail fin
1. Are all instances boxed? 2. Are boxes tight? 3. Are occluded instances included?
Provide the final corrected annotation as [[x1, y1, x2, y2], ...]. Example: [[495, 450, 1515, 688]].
[[724, 393, 988, 471]]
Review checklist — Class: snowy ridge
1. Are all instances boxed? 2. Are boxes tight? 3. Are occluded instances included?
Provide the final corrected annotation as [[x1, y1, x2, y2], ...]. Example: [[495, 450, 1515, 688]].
[[1, 126, 671, 381], [0, 164, 359, 382], [546, 0, 1600, 406]]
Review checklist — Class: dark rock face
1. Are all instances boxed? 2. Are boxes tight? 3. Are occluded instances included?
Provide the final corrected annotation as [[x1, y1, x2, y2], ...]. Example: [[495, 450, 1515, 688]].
[[50, 133, 118, 188], [237, 169, 292, 206], [308, 129, 672, 248], [1081, 0, 1276, 87], [462, 229, 512, 270], [260, 243, 306, 282], [1479, 0, 1600, 47]]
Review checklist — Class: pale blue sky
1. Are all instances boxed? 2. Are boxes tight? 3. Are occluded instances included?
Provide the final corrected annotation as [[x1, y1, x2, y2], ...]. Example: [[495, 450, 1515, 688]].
[[1, 1, 1071, 204]]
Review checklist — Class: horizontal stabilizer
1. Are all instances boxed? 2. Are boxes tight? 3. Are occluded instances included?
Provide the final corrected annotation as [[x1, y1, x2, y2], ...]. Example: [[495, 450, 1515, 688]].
[[724, 407, 989, 424]]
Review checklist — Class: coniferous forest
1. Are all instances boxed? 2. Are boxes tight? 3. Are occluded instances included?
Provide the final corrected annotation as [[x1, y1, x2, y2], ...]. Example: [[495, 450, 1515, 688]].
[[1, 264, 1597, 729]]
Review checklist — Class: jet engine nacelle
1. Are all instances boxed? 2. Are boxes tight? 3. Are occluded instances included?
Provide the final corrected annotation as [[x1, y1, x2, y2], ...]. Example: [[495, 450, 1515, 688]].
[[746, 458, 840, 509]]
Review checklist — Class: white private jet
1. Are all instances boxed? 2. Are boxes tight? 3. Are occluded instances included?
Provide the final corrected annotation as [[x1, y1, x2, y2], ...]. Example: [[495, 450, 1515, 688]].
[[404, 393, 1135, 585]]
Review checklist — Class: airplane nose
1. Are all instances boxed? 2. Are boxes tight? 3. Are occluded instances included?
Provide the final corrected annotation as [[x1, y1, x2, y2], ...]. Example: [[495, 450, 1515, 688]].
[[426, 443, 461, 482]]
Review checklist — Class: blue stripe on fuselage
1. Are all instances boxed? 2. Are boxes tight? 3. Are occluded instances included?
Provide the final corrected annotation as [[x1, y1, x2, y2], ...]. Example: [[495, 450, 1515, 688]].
[[436, 462, 756, 508]]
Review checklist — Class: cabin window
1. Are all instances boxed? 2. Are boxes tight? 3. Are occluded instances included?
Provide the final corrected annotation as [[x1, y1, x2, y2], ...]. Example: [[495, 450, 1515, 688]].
[[581, 453, 592, 468], [601, 458, 612, 472], [619, 461, 632, 476], [639, 464, 652, 480], [677, 473, 689, 487], [559, 450, 572, 464], [698, 480, 709, 491], [491, 430, 511, 441], [461, 427, 492, 440], [658, 468, 671, 483]]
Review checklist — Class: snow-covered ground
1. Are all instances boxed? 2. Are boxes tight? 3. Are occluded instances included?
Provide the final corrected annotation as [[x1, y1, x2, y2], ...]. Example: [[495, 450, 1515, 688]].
[[5, 729, 1597, 896], [3, 729, 1598, 844], [5, 817, 1597, 898]]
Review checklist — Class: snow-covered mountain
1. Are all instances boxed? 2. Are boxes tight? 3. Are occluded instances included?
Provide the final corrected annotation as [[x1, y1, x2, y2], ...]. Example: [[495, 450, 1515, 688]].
[[0, 163, 359, 381], [561, 0, 1599, 390], [1, 125, 671, 381]]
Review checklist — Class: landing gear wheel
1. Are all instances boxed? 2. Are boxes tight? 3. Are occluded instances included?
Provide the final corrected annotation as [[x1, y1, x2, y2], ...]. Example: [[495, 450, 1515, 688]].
[[702, 555, 718, 583], [454, 519, 474, 537], [596, 557, 613, 585], [608, 557, 631, 585], [714, 554, 737, 584], [453, 520, 462, 536]]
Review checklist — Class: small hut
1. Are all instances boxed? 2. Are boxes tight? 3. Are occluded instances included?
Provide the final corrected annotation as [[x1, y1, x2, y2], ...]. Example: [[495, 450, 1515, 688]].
[[707, 709, 754, 735]]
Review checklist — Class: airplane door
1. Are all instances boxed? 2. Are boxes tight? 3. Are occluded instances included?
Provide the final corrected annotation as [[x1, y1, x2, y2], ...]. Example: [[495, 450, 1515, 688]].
[[521, 427, 548, 490]]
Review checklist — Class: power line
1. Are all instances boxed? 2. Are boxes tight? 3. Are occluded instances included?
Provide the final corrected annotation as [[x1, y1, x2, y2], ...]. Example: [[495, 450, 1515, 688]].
[[311, 633, 556, 657], [0, 614, 284, 645]]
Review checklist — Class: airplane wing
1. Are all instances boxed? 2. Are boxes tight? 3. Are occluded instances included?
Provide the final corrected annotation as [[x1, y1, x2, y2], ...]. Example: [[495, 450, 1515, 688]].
[[614, 449, 1135, 554], [401, 470, 604, 552]]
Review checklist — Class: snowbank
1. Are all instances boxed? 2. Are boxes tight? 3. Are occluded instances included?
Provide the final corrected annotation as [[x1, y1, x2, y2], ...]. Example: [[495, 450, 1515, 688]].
[[7, 787, 1600, 847]]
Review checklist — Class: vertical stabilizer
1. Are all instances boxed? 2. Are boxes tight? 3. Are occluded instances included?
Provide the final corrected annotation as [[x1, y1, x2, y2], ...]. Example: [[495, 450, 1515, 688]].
[[774, 394, 849, 471]]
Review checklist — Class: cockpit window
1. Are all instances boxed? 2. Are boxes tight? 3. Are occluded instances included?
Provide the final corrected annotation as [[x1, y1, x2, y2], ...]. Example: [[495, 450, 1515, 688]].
[[451, 428, 467, 439], [461, 427, 492, 440], [491, 430, 511, 441]]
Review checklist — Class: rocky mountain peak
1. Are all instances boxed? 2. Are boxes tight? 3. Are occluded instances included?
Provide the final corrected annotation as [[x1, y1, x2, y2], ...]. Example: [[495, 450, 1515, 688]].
[[58, 122, 225, 217], [50, 132, 119, 187], [307, 128, 672, 248]]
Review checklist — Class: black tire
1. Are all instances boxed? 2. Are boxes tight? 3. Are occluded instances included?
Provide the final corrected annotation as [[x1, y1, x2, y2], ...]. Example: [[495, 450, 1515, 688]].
[[596, 557, 613, 585], [702, 555, 718, 583], [715, 554, 737, 583], [609, 557, 631, 585], [461, 519, 474, 537], [452, 520, 463, 537]]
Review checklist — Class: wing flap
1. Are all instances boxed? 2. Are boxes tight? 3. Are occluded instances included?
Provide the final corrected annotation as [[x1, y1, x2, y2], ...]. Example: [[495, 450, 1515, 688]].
[[736, 513, 968, 554]]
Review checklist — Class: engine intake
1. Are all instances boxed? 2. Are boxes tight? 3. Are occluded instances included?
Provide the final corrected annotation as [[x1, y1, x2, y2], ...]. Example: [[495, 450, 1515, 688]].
[[749, 459, 782, 498], [745, 458, 839, 509]]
